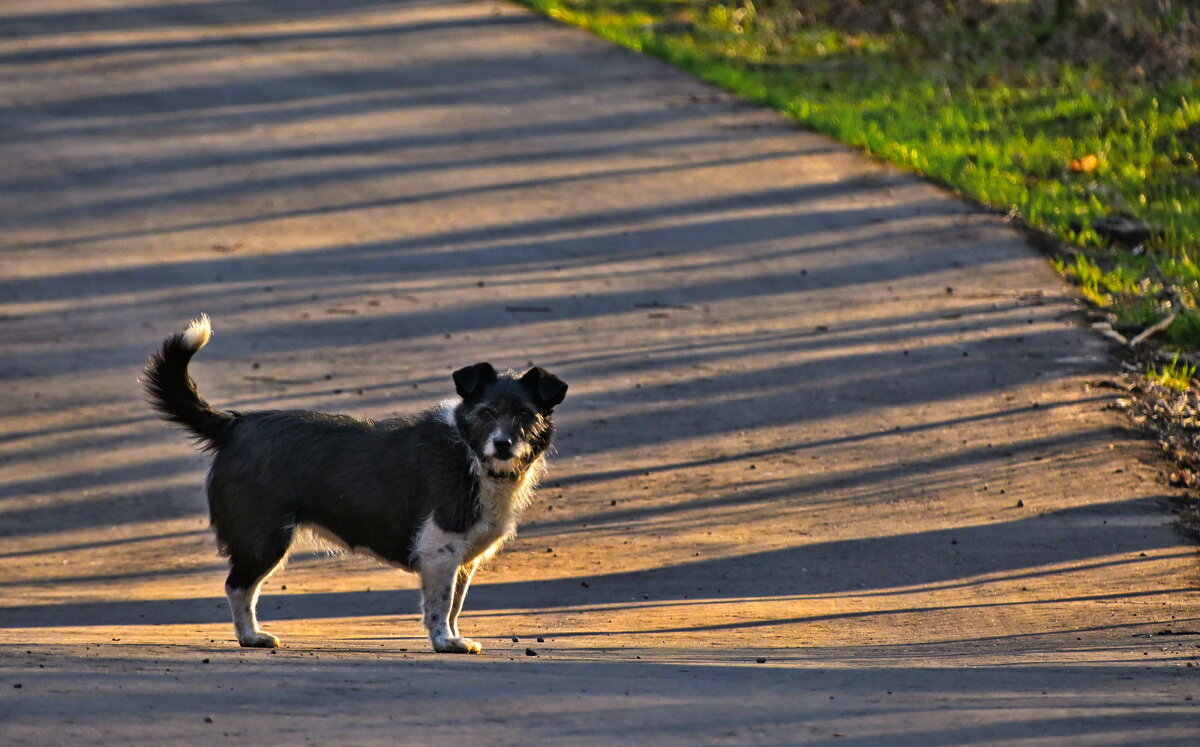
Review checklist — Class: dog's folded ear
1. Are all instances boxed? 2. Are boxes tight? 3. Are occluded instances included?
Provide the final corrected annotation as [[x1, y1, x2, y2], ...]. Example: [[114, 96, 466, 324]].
[[453, 362, 497, 400], [520, 367, 568, 410]]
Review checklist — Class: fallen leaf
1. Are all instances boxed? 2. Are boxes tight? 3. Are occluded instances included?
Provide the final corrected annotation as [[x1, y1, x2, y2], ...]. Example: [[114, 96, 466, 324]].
[[1068, 154, 1099, 173]]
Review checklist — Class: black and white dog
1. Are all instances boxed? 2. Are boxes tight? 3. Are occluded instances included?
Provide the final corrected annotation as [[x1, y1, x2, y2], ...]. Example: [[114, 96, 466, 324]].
[[142, 315, 567, 654]]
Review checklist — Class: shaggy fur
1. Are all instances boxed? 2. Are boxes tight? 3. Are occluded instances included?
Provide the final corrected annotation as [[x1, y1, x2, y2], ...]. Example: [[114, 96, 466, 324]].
[[142, 315, 567, 653]]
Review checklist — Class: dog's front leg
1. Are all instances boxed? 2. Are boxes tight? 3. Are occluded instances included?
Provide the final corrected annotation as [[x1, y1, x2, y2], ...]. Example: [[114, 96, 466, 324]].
[[415, 521, 482, 654], [419, 559, 481, 654], [449, 559, 479, 639]]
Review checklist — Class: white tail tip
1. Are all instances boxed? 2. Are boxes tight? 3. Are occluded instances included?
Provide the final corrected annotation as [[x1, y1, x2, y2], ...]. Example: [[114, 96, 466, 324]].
[[181, 313, 212, 351]]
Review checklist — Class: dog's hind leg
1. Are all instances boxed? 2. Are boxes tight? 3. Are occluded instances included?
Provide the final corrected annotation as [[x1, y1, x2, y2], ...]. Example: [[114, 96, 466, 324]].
[[448, 559, 479, 639], [223, 525, 293, 648], [226, 563, 284, 648]]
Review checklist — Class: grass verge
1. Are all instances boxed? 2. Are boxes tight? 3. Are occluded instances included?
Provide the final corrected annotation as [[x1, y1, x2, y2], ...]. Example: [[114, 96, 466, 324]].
[[517, 0, 1200, 347]]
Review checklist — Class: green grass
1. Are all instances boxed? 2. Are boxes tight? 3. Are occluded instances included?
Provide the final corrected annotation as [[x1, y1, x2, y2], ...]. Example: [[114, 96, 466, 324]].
[[519, 0, 1200, 346], [1149, 351, 1198, 392]]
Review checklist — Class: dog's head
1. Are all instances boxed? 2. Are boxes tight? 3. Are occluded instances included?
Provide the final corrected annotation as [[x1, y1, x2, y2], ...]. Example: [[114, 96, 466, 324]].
[[451, 362, 567, 477]]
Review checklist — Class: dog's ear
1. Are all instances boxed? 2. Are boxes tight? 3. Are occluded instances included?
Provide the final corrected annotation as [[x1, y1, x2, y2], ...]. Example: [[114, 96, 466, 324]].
[[453, 362, 497, 401], [519, 367, 568, 410]]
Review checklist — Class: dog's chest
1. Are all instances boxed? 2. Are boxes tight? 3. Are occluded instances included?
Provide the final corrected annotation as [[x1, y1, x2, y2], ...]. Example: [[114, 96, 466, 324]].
[[462, 471, 534, 560]]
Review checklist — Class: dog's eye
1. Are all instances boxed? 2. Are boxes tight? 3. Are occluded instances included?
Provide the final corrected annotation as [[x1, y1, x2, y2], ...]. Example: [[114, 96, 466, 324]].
[[478, 407, 495, 420], [518, 408, 535, 421]]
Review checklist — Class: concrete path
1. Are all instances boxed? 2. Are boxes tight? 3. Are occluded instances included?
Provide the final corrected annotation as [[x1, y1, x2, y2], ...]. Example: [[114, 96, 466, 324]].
[[2, 0, 1198, 743]]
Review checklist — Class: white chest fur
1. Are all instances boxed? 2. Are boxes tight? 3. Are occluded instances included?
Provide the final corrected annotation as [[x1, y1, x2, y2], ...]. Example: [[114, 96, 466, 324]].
[[463, 457, 541, 562], [414, 455, 544, 567]]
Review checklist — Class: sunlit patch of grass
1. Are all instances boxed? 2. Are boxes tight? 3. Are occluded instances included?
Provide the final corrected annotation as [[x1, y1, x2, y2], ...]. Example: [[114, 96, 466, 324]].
[[520, 0, 1200, 346], [1148, 352, 1198, 392]]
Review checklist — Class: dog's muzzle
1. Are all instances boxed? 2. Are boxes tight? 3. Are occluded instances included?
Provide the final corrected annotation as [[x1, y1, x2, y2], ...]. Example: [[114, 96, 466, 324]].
[[491, 437, 514, 460], [485, 458, 521, 480]]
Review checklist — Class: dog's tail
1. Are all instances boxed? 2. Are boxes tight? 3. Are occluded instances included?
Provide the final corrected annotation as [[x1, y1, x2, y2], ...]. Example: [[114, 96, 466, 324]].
[[142, 314, 234, 451]]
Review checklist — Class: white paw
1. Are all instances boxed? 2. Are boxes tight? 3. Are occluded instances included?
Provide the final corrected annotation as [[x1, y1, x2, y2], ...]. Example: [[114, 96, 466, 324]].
[[238, 631, 281, 648], [432, 636, 482, 654]]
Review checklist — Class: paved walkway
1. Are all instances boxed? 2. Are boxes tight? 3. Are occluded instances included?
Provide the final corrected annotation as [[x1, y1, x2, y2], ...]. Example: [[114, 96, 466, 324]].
[[1, 0, 1198, 742]]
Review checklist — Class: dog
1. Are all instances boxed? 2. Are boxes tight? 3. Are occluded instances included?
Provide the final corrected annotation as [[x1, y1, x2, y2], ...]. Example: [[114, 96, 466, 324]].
[[142, 315, 567, 654]]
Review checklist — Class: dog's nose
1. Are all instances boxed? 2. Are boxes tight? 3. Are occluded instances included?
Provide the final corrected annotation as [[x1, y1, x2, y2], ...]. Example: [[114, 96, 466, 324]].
[[492, 438, 513, 459]]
